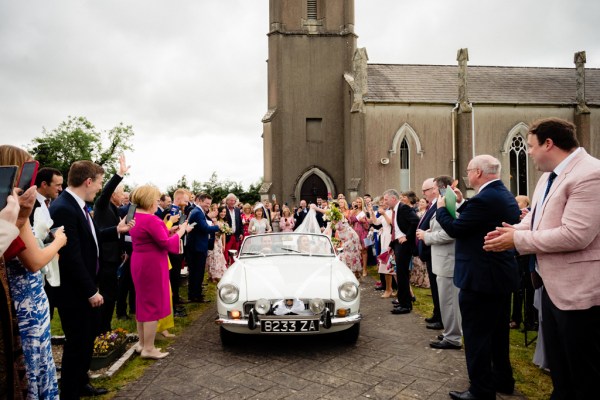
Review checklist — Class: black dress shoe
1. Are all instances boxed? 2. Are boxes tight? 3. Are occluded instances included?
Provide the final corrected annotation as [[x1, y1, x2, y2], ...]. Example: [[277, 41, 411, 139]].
[[425, 316, 439, 323], [80, 384, 108, 396], [391, 307, 411, 314], [429, 340, 462, 350], [426, 322, 444, 330], [437, 334, 444, 341], [449, 389, 493, 400], [391, 299, 400, 305]]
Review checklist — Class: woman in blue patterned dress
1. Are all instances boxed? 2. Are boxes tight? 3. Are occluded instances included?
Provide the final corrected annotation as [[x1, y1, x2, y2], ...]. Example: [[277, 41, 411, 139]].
[[1, 145, 68, 399]]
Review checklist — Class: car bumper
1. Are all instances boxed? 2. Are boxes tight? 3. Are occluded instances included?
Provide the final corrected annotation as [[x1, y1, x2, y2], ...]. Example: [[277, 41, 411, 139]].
[[215, 313, 362, 333]]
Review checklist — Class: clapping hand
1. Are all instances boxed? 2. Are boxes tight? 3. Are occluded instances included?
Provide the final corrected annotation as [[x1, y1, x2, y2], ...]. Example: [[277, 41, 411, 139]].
[[52, 226, 68, 248], [482, 222, 516, 252], [415, 229, 427, 241]]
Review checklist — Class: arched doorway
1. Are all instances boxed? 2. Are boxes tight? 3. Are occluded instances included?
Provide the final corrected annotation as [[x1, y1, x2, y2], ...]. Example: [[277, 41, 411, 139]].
[[300, 174, 328, 205]]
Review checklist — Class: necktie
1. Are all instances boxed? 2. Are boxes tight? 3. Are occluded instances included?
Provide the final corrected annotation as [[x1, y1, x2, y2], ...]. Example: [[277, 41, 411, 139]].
[[541, 172, 557, 204], [84, 206, 100, 274], [44, 198, 50, 208]]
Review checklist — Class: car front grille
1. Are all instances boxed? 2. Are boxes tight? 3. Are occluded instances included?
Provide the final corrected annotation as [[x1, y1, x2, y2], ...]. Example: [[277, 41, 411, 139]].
[[243, 299, 335, 316]]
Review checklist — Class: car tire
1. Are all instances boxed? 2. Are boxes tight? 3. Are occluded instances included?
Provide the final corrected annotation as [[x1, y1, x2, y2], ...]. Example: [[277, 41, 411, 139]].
[[219, 326, 238, 346], [338, 322, 360, 344]]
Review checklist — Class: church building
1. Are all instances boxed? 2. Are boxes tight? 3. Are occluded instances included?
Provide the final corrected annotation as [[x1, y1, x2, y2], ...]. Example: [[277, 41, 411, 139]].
[[261, 0, 600, 205]]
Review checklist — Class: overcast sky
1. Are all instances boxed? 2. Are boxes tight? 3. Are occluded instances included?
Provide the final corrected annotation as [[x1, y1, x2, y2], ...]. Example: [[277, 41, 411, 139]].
[[1, 0, 598, 191]]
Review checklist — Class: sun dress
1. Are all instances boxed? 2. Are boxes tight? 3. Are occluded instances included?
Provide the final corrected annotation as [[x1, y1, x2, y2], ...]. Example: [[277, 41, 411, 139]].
[[6, 259, 59, 399], [335, 221, 362, 274], [348, 212, 370, 249], [208, 233, 227, 280]]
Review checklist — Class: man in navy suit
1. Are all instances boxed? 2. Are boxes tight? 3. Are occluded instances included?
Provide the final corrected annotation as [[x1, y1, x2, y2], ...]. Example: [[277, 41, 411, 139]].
[[50, 161, 132, 399], [436, 155, 520, 400], [186, 193, 220, 302]]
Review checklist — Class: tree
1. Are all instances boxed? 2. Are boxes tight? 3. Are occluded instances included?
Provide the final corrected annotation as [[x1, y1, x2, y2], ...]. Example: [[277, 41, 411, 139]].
[[166, 172, 262, 205], [28, 116, 134, 182]]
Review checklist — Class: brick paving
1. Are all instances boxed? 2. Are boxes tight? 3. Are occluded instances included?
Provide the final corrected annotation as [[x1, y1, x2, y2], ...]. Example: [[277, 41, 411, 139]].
[[113, 277, 527, 399]]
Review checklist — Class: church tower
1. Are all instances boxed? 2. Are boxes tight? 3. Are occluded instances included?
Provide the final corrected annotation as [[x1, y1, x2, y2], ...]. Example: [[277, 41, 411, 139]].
[[262, 0, 357, 205]]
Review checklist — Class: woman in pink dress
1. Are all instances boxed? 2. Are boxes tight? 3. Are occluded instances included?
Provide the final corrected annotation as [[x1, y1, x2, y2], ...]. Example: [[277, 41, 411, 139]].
[[129, 185, 190, 360], [335, 220, 362, 279], [241, 203, 253, 237], [348, 197, 370, 277], [279, 206, 295, 232]]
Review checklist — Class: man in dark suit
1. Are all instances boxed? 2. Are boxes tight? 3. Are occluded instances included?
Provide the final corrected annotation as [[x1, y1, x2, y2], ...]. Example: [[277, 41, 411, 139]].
[[383, 189, 419, 315], [416, 178, 442, 329], [50, 161, 132, 399], [294, 200, 308, 229], [186, 193, 220, 302], [155, 194, 171, 219], [436, 155, 520, 400], [93, 154, 129, 333], [223, 193, 243, 265]]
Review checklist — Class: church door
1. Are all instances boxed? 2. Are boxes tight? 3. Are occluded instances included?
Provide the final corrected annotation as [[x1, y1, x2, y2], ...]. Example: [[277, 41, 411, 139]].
[[299, 174, 328, 205]]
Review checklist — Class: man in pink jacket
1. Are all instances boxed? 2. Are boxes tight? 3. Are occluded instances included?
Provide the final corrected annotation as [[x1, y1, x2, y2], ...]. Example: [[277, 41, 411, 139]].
[[484, 117, 600, 400]]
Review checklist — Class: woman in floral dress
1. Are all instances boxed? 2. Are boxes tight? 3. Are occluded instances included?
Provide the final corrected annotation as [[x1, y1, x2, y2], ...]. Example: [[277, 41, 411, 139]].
[[348, 196, 370, 277], [207, 207, 228, 282], [335, 220, 362, 279]]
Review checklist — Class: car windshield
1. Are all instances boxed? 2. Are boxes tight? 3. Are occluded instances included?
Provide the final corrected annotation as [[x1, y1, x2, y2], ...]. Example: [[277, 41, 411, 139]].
[[239, 233, 335, 257]]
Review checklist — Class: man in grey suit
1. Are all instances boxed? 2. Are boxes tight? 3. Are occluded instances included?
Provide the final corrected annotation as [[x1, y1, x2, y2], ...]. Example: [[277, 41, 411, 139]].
[[418, 175, 462, 350]]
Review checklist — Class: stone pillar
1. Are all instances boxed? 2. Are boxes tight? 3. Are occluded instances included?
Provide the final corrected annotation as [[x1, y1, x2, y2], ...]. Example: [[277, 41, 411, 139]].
[[456, 48, 473, 194], [574, 51, 591, 151]]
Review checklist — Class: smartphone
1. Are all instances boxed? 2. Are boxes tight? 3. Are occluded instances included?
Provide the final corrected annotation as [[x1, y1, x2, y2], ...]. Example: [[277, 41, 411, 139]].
[[179, 212, 187, 224], [0, 166, 18, 209], [439, 187, 447, 196], [126, 204, 137, 223], [169, 204, 180, 216], [16, 160, 39, 193]]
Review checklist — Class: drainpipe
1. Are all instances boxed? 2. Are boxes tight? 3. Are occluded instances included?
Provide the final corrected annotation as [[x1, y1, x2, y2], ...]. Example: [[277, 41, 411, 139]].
[[471, 103, 475, 159], [451, 103, 459, 179]]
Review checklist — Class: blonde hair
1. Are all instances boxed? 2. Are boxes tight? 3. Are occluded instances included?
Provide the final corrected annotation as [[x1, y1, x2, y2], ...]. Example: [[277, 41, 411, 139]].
[[131, 185, 161, 210], [0, 145, 33, 183], [282, 206, 291, 217], [243, 203, 252, 213], [338, 198, 349, 211]]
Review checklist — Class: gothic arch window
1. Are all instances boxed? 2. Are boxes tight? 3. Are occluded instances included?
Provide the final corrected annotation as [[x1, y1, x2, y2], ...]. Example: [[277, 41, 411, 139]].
[[502, 122, 530, 196], [399, 138, 410, 191], [389, 123, 424, 193], [509, 135, 528, 195]]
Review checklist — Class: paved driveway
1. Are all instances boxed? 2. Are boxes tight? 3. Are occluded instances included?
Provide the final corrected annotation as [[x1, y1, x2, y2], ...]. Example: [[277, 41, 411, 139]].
[[114, 278, 525, 399]]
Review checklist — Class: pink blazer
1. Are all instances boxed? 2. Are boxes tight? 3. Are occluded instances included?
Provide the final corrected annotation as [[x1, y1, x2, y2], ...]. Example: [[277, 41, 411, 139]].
[[514, 149, 600, 310]]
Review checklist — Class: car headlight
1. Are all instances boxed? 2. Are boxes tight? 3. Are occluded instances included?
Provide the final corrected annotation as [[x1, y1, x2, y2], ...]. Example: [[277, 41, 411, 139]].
[[309, 298, 325, 314], [219, 284, 239, 304], [254, 298, 271, 315], [338, 282, 358, 302]]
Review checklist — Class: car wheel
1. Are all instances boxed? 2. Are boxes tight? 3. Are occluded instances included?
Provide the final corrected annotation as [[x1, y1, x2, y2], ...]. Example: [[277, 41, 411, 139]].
[[220, 326, 238, 346], [338, 322, 360, 344]]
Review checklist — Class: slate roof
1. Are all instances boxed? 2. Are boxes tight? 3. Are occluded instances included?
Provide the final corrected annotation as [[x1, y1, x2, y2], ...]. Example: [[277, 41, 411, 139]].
[[366, 64, 600, 106]]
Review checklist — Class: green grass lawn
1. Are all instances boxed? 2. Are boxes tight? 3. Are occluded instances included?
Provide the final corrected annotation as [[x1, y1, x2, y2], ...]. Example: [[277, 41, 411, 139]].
[[51, 281, 216, 399], [410, 285, 552, 400]]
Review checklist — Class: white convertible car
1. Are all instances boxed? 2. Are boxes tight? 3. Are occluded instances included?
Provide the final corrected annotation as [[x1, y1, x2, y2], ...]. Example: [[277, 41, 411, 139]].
[[215, 233, 362, 345]]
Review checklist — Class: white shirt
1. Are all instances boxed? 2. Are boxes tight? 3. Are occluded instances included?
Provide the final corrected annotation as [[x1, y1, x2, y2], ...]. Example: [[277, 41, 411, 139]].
[[35, 191, 51, 222], [65, 188, 99, 256], [392, 202, 407, 240], [228, 208, 236, 233], [478, 178, 501, 193]]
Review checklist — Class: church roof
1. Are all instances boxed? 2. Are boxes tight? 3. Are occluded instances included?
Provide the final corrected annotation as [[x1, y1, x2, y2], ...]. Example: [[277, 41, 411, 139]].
[[366, 64, 600, 106]]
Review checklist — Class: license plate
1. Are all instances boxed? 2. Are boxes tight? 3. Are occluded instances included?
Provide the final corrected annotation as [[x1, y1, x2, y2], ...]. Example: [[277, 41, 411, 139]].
[[260, 319, 320, 333]]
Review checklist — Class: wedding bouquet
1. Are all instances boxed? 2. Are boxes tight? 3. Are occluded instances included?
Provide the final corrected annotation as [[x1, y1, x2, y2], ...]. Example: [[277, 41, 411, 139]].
[[323, 203, 343, 225], [220, 222, 233, 235], [93, 328, 128, 356]]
